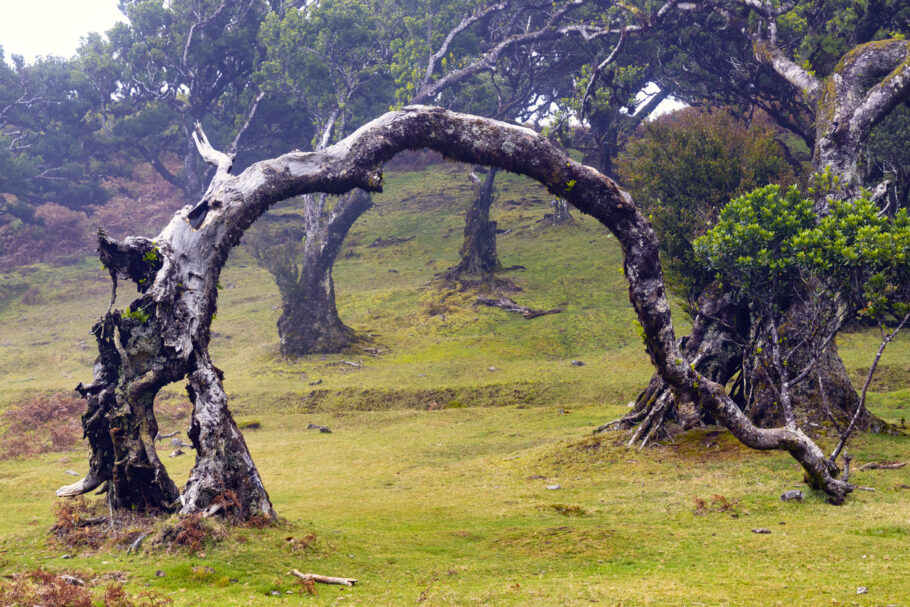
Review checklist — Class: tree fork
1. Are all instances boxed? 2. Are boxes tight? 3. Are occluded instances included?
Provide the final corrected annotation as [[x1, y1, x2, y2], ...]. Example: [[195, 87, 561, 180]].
[[60, 106, 853, 511]]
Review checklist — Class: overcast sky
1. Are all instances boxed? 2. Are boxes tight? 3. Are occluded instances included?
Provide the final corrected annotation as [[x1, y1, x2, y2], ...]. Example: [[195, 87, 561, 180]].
[[0, 0, 124, 63]]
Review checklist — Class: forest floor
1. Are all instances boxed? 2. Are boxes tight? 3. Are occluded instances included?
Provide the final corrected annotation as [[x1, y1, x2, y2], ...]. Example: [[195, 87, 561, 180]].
[[0, 161, 908, 605]]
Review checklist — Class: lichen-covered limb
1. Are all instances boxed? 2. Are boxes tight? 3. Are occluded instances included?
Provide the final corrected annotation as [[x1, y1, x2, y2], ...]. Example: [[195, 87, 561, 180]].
[[66, 106, 853, 511]]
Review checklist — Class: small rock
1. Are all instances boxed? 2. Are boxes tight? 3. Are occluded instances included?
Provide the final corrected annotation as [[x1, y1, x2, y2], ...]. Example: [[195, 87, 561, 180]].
[[857, 587, 868, 595], [306, 423, 320, 430], [169, 449, 184, 458], [155, 570, 165, 577], [570, 360, 585, 366], [319, 427, 332, 433], [65, 469, 80, 477], [308, 379, 322, 386], [527, 475, 546, 480], [229, 578, 238, 584], [270, 590, 281, 596], [387, 269, 399, 273], [488, 367, 496, 372], [545, 484, 561, 490], [57, 575, 84, 586], [751, 528, 772, 534], [286, 590, 293, 594], [61, 554, 72, 559], [307, 423, 331, 433], [780, 490, 804, 502]]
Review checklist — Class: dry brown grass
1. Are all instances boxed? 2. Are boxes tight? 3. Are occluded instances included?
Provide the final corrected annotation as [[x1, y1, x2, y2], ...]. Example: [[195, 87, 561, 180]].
[[0, 569, 172, 606], [0, 391, 84, 460]]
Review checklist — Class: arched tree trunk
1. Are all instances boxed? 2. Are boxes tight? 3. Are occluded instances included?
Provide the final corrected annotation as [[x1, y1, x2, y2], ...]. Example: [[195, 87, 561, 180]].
[[444, 167, 502, 280], [59, 107, 855, 515]]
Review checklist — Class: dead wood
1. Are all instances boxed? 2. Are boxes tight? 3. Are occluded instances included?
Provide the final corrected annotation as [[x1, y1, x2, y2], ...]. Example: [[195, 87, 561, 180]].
[[475, 296, 565, 319], [290, 569, 357, 586], [367, 235, 414, 248], [857, 461, 906, 471]]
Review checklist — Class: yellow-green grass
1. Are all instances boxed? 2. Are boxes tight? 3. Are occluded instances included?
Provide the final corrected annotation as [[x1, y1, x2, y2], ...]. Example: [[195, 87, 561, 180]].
[[0, 162, 908, 605]]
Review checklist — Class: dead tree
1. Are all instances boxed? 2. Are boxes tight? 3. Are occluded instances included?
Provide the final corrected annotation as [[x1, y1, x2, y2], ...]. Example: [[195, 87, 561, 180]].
[[59, 106, 855, 514]]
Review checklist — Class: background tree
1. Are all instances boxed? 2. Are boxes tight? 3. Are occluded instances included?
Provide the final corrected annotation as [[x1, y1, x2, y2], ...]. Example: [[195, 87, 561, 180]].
[[86, 0, 277, 201], [249, 0, 395, 354], [0, 50, 111, 218]]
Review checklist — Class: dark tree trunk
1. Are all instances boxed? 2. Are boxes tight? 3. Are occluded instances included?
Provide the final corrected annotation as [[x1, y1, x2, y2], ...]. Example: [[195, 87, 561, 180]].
[[276, 261, 355, 355], [260, 190, 372, 356], [446, 167, 501, 279]]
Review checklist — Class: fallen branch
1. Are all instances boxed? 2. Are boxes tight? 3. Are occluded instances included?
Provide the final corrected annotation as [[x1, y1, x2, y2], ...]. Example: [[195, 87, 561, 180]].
[[857, 461, 906, 471], [290, 569, 357, 586], [367, 235, 414, 248], [156, 430, 179, 442], [475, 296, 564, 319]]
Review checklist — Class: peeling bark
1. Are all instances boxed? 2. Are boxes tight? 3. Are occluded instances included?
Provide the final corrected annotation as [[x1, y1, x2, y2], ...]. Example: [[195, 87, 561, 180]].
[[63, 106, 854, 511]]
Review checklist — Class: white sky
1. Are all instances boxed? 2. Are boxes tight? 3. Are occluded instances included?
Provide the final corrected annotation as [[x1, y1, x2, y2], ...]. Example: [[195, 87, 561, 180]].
[[0, 0, 124, 63]]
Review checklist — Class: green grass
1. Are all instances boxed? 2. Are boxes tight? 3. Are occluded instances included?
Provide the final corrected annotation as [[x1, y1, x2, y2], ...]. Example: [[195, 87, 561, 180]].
[[1, 162, 908, 605]]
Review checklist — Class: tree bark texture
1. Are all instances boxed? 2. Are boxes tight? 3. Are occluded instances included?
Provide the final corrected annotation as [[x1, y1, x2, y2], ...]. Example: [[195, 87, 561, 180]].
[[445, 167, 502, 279], [273, 190, 372, 355], [61, 105, 854, 513]]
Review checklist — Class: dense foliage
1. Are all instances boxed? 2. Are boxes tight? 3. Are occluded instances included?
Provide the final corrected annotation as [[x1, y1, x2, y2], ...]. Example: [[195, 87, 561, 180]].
[[616, 108, 796, 305], [695, 184, 910, 325]]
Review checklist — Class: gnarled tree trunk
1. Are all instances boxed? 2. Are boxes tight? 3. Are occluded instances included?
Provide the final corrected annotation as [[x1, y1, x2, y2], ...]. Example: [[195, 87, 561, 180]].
[[60, 106, 855, 515], [444, 167, 502, 280], [609, 37, 910, 448], [271, 190, 373, 355]]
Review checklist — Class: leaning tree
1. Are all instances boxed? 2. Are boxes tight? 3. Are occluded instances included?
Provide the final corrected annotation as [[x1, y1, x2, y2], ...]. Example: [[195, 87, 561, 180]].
[[58, 105, 859, 519]]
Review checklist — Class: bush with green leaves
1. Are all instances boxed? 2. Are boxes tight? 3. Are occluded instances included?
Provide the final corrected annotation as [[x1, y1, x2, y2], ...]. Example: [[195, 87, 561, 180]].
[[695, 185, 910, 326], [616, 108, 796, 306]]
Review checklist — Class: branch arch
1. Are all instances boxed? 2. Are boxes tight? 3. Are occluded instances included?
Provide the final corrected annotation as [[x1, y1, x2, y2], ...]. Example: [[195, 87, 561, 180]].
[[61, 106, 852, 518]]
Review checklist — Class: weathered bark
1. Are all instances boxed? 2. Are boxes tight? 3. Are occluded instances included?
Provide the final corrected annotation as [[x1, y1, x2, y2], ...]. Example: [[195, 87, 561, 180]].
[[599, 286, 746, 441], [445, 168, 502, 279], [61, 106, 854, 512], [182, 349, 273, 517]]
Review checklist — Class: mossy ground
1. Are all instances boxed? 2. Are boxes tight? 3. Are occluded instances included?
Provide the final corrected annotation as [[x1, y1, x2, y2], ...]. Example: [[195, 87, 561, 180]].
[[1, 162, 908, 605]]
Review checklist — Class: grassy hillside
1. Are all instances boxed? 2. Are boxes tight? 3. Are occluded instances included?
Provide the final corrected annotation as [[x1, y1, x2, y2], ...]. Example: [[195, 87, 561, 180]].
[[0, 161, 908, 605]]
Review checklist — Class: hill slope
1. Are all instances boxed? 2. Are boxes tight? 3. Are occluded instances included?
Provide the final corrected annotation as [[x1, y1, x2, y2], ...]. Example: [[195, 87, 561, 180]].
[[0, 161, 908, 605]]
